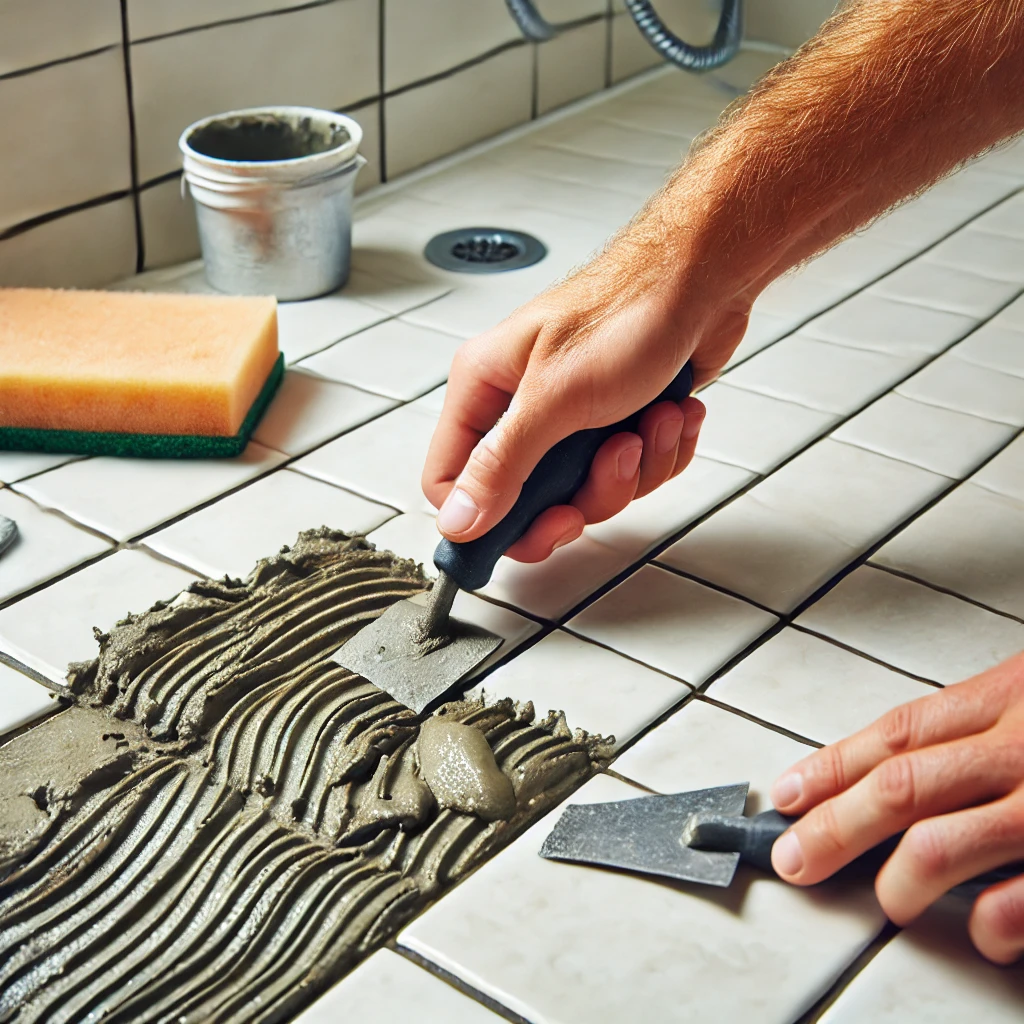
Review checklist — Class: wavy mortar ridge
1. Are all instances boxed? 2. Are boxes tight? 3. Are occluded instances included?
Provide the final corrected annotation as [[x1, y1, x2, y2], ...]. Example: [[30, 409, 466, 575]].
[[0, 529, 610, 1024]]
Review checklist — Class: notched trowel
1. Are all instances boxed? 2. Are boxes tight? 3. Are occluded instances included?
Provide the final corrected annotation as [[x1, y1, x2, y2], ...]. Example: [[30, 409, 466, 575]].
[[335, 362, 695, 714]]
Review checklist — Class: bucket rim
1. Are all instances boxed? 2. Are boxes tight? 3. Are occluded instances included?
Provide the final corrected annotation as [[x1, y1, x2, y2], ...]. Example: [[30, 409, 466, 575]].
[[178, 105, 363, 175]]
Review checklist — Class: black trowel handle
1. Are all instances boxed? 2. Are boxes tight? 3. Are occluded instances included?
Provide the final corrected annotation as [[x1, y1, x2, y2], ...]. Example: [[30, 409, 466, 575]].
[[433, 361, 695, 592], [696, 809, 1024, 897]]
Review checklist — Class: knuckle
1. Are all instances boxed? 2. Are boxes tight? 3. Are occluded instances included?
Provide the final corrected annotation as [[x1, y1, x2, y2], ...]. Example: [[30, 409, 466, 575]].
[[465, 435, 513, 492], [879, 703, 917, 756], [815, 747, 848, 795], [901, 821, 949, 882], [873, 756, 919, 817], [981, 887, 1024, 943], [812, 800, 848, 858]]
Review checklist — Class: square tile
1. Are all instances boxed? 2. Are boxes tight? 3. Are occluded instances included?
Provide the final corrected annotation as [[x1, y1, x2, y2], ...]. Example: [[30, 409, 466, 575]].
[[753, 271, 853, 323], [0, 49, 131, 232], [801, 236, 910, 288], [953, 321, 1024, 379], [610, 11, 663, 82], [294, 949, 501, 1023], [401, 760, 884, 1024], [925, 228, 1024, 282], [796, 565, 1024, 685], [542, 119, 688, 169], [970, 191, 1024, 240], [708, 627, 936, 746], [0, 452, 81, 486], [144, 468, 395, 580], [723, 311, 798, 368], [0, 489, 111, 604], [799, 293, 976, 358], [344, 102, 382, 195], [385, 46, 533, 177], [138, 177, 200, 269], [0, 197, 138, 289], [600, 96, 715, 140], [126, 0, 314, 40], [0, 548, 196, 684], [895, 353, 1024, 426], [275, 294, 390, 364], [658, 440, 948, 613], [568, 564, 778, 686], [15, 443, 286, 543], [298, 319, 462, 401], [695, 382, 838, 473], [856, 198, 963, 251], [723, 335, 919, 415], [366, 511, 442, 577], [0, 662, 57, 737], [342, 269, 450, 318], [869, 261, 1018, 319], [872, 483, 1024, 619], [293, 405, 438, 514], [536, 19, 608, 116], [472, 629, 689, 751], [972, 434, 1024, 502], [251, 370, 397, 456], [831, 393, 1016, 479], [0, 0, 121, 76], [131, 0, 379, 182], [818, 902, 1024, 1024]]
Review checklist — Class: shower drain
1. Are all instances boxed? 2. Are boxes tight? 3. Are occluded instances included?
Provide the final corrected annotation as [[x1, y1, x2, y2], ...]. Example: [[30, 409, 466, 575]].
[[424, 227, 547, 273]]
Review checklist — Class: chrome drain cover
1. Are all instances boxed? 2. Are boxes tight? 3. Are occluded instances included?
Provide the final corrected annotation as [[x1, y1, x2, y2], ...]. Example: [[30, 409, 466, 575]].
[[424, 227, 547, 273]]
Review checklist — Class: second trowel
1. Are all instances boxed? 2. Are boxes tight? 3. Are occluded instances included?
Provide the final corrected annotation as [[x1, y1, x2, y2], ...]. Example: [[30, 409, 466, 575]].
[[334, 362, 695, 713]]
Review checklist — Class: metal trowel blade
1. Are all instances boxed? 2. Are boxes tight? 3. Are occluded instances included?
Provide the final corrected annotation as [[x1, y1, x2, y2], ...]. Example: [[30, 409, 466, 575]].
[[538, 783, 750, 887], [333, 592, 503, 714]]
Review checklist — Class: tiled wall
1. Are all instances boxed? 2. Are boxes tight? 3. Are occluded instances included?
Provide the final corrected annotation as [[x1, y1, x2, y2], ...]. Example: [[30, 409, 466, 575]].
[[746, 0, 835, 50], [0, 0, 744, 290]]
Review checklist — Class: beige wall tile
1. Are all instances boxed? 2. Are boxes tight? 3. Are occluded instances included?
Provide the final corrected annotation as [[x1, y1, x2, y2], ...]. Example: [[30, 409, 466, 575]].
[[139, 178, 200, 269], [0, 199, 137, 288], [385, 46, 533, 178], [611, 10, 662, 82], [131, 0, 379, 183], [532, 0, 608, 22], [126, 0, 315, 41], [745, 0, 835, 50], [345, 102, 383, 192], [384, 0, 518, 92], [537, 19, 608, 115], [0, 49, 132, 232], [0, 0, 121, 76]]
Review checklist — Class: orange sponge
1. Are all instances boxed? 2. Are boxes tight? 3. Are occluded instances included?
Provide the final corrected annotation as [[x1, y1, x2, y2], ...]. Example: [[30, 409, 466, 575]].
[[0, 288, 279, 438]]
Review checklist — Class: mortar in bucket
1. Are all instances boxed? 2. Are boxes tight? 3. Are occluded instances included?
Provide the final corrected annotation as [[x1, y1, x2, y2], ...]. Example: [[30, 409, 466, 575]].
[[180, 106, 365, 300]]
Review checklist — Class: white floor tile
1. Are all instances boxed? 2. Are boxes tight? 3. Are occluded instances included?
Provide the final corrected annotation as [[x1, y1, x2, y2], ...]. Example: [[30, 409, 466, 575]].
[[925, 228, 1024, 282], [954, 321, 1024, 379], [723, 310, 798, 368], [0, 452, 82, 486], [695, 383, 838, 473], [470, 629, 688, 750], [818, 902, 1024, 1024], [0, 549, 196, 685], [144, 469, 395, 581], [0, 489, 111, 604], [15, 444, 286, 543], [275, 292, 389, 364], [896, 353, 1024, 426], [409, 383, 447, 416], [799, 293, 976, 357], [292, 405, 438, 514], [796, 565, 1024, 684], [708, 627, 936, 746], [568, 564, 778, 686], [972, 433, 1024, 502], [994, 293, 1024, 331], [366, 511, 440, 576], [342, 268, 450, 317], [723, 335, 919, 415], [297, 319, 462, 401], [293, 949, 500, 1023], [800, 236, 910, 288], [401, 746, 884, 1024], [657, 440, 948, 613], [0, 662, 57, 737], [969, 190, 1024, 241], [251, 370, 396, 456], [872, 483, 1024, 620], [753, 272, 853, 323], [870, 261, 1019, 318], [831, 393, 1016, 478]]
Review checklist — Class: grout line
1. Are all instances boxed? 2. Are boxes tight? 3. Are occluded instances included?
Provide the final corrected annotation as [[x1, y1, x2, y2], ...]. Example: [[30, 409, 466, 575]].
[[378, 0, 387, 184], [0, 44, 119, 82], [826, 433, 957, 480], [694, 693, 822, 749], [602, 766, 658, 793], [118, 0, 146, 273], [606, 688, 699, 764], [604, 0, 614, 89], [0, 191, 133, 243], [130, 0, 342, 45], [530, 41, 539, 121], [559, 623, 697, 692]]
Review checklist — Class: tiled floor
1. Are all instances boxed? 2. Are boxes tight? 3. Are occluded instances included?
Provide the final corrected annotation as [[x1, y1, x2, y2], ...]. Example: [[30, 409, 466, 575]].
[[3, 50, 1024, 1024]]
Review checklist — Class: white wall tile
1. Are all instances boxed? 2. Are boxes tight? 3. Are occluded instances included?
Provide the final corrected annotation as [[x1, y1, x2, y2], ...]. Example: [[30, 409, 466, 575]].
[[796, 565, 1024, 684], [127, 0, 314, 41], [536, 19, 608, 115], [708, 627, 936, 746], [131, 0, 379, 182], [0, 662, 56, 737], [139, 178, 200, 269], [745, 0, 833, 48], [568, 564, 778, 686], [0, 548, 196, 684], [0, 0, 121, 76], [0, 50, 132, 232], [144, 468, 395, 580], [385, 47, 533, 178]]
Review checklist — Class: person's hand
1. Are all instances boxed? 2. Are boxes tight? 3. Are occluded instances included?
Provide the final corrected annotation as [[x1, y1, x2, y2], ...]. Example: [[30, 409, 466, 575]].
[[769, 651, 1024, 964], [422, 235, 755, 562]]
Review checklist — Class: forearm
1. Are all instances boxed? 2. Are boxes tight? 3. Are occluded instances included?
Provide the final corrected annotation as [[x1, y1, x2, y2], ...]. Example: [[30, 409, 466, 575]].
[[618, 0, 1024, 308]]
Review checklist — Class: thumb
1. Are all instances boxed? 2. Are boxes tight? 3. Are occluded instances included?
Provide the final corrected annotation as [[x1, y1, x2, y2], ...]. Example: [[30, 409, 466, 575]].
[[435, 383, 582, 543]]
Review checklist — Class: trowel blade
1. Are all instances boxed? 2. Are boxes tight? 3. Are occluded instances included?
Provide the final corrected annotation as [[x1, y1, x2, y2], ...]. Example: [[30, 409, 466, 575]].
[[333, 593, 503, 715], [539, 783, 750, 887]]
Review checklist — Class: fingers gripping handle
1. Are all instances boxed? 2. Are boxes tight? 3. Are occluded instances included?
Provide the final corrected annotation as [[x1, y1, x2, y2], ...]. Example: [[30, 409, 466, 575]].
[[433, 361, 695, 592]]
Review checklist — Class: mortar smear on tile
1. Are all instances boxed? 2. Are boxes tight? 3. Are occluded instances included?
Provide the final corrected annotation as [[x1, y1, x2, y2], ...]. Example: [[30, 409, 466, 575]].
[[0, 529, 610, 1024]]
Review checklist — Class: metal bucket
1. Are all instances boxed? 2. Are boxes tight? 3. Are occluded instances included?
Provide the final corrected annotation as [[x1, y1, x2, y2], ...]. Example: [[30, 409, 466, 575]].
[[180, 106, 366, 300]]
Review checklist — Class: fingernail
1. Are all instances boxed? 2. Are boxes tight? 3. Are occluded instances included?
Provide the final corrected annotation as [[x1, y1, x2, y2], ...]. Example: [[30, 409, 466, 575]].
[[437, 488, 479, 535], [682, 407, 705, 440], [772, 831, 804, 877], [617, 444, 643, 481], [772, 772, 803, 809], [655, 418, 683, 455]]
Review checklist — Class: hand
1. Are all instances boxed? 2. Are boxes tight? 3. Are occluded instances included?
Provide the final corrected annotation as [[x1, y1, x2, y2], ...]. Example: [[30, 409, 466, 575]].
[[422, 236, 754, 562], [769, 651, 1024, 964]]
